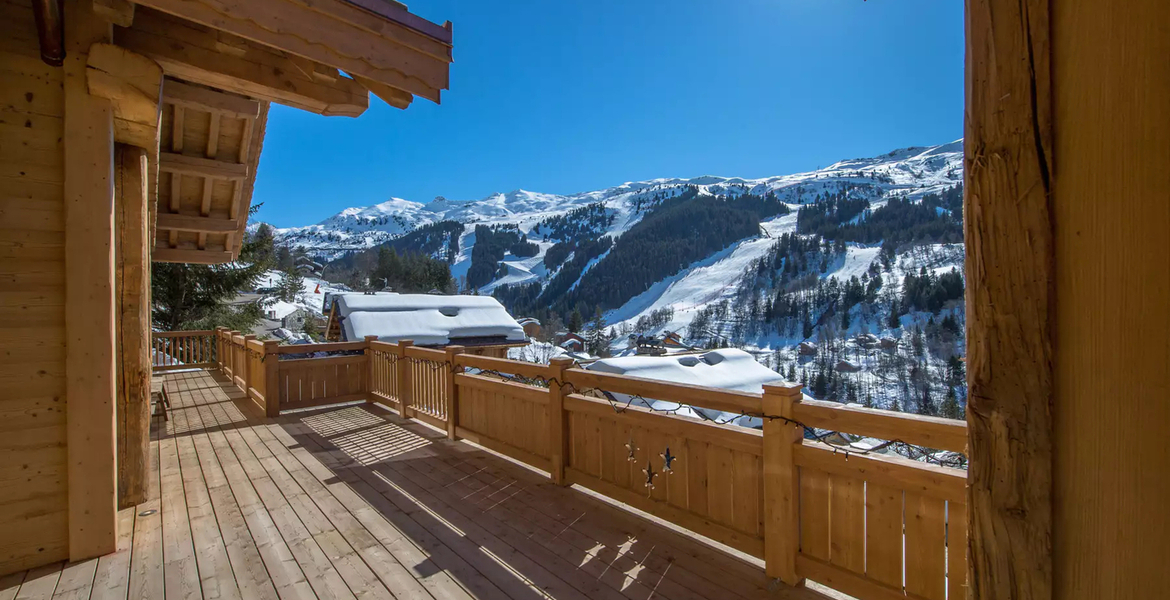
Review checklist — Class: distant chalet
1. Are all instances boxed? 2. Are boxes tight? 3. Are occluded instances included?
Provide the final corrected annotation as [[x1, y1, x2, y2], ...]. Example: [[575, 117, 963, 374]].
[[325, 293, 528, 358]]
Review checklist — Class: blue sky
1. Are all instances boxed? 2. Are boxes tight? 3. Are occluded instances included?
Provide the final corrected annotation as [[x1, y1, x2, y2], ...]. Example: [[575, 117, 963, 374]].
[[253, 0, 963, 228]]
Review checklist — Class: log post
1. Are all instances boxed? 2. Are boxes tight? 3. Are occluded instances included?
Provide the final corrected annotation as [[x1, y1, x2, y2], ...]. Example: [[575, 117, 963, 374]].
[[263, 340, 280, 418], [547, 358, 575, 485], [444, 345, 464, 440], [965, 1, 1055, 598], [364, 335, 379, 404], [114, 144, 150, 509], [396, 340, 414, 418], [242, 334, 257, 393], [762, 382, 804, 586]]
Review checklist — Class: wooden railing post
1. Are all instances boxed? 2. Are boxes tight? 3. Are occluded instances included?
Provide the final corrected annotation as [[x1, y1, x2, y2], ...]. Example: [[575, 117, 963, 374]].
[[763, 382, 804, 586], [364, 335, 379, 405], [445, 345, 464, 440], [214, 327, 225, 371], [263, 340, 280, 418], [396, 339, 414, 419], [547, 357, 575, 485], [229, 330, 241, 384], [243, 334, 257, 392]]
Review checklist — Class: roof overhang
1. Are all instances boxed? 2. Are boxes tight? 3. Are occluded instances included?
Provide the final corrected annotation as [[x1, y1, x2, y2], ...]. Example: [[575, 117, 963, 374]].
[[40, 0, 453, 265]]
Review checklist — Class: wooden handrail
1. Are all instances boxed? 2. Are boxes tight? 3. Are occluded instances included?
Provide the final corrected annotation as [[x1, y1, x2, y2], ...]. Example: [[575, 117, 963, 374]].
[[564, 367, 764, 415], [152, 329, 216, 338], [454, 353, 550, 379], [404, 346, 446, 361], [793, 399, 968, 454], [269, 340, 368, 354]]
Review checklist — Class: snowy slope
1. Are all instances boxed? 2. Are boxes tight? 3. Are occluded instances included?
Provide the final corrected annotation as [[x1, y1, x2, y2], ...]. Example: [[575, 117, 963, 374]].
[[259, 141, 963, 266]]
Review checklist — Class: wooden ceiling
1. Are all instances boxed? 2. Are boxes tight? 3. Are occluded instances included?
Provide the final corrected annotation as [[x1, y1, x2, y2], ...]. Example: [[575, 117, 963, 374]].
[[153, 78, 266, 263], [88, 0, 454, 264]]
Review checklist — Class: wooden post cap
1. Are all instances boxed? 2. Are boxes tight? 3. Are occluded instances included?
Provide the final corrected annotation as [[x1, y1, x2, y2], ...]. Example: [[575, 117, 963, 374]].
[[763, 382, 803, 396], [550, 357, 575, 367], [399, 339, 414, 346], [364, 335, 379, 341], [244, 334, 257, 340], [445, 345, 465, 356]]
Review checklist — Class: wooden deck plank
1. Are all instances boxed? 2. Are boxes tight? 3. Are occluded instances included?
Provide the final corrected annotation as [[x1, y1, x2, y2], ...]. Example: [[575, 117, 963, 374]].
[[259, 418, 528, 600], [12, 563, 61, 600], [199, 385, 404, 600], [224, 376, 470, 600], [182, 385, 312, 600], [128, 425, 164, 600], [167, 380, 245, 600], [195, 387, 360, 600], [88, 508, 134, 600], [157, 378, 204, 600], [139, 369, 826, 600], [49, 559, 97, 600]]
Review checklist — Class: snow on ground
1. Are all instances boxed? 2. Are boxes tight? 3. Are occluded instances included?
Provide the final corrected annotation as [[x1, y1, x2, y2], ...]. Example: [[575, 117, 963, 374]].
[[606, 210, 799, 332]]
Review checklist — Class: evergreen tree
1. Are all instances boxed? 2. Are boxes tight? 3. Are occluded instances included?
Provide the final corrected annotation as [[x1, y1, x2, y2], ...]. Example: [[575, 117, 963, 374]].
[[941, 388, 963, 420], [568, 308, 584, 333], [152, 215, 272, 331], [887, 299, 901, 329]]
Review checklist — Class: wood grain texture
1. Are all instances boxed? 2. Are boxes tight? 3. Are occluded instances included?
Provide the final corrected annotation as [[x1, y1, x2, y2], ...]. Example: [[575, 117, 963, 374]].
[[1050, 1, 1170, 598], [0, 1, 69, 576], [964, 0, 1053, 597], [115, 146, 152, 509], [63, 0, 119, 562]]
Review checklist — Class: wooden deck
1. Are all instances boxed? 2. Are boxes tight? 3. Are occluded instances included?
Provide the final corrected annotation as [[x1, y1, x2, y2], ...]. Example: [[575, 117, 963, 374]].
[[2, 370, 826, 600]]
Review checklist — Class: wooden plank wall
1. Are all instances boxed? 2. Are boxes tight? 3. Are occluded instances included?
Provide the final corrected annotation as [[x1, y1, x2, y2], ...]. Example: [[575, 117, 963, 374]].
[[1050, 1, 1170, 598], [794, 444, 967, 600], [0, 0, 70, 575], [564, 394, 766, 559], [454, 373, 550, 468]]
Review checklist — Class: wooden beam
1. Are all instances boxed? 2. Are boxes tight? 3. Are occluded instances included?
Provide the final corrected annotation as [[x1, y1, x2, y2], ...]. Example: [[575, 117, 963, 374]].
[[159, 152, 246, 180], [227, 100, 268, 258], [63, 0, 118, 561], [85, 42, 162, 149], [161, 78, 259, 119], [115, 8, 368, 117], [152, 247, 233, 263], [156, 212, 238, 233], [114, 144, 151, 509], [964, 0, 1054, 598], [351, 73, 412, 109], [93, 0, 134, 27], [130, 0, 447, 101]]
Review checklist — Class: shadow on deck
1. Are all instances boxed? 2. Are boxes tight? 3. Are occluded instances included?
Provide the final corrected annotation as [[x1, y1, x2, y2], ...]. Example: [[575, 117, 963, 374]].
[[3, 369, 829, 600]]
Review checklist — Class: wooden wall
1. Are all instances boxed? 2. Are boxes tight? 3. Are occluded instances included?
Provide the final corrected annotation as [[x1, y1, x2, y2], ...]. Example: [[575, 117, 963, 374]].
[[0, 0, 70, 574], [1051, 0, 1170, 597]]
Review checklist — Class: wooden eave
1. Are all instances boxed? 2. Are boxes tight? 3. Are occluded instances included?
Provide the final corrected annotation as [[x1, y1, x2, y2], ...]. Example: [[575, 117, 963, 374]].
[[152, 77, 267, 264], [75, 0, 454, 265]]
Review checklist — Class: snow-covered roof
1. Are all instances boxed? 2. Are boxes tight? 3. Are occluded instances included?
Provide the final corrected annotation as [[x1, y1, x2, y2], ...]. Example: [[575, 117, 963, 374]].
[[586, 349, 789, 429], [587, 349, 786, 394], [334, 293, 527, 346]]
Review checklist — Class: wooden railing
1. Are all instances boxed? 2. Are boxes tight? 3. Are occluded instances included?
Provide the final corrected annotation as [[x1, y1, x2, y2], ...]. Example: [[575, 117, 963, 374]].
[[157, 327, 969, 600], [151, 330, 217, 370]]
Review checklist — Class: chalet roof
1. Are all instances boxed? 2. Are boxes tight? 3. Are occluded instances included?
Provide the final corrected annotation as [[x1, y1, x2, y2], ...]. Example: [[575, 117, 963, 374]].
[[587, 349, 786, 395], [62, 0, 457, 265], [333, 294, 527, 346]]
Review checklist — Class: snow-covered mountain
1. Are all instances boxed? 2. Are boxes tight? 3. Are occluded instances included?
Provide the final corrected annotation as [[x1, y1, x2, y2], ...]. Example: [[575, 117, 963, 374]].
[[255, 141, 967, 416], [261, 140, 962, 259]]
